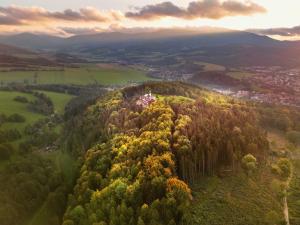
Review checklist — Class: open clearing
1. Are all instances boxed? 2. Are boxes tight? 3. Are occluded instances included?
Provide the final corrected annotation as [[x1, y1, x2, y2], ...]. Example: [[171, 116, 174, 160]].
[[0, 64, 154, 86], [0, 91, 73, 133], [227, 71, 255, 80], [195, 61, 226, 72], [0, 91, 45, 132], [184, 172, 283, 225], [38, 91, 74, 114]]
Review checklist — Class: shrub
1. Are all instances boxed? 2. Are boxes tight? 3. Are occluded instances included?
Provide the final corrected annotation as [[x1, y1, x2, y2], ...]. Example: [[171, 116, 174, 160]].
[[0, 113, 7, 125], [271, 164, 281, 176], [286, 130, 300, 145], [18, 142, 32, 154], [277, 158, 292, 179], [62, 220, 74, 225], [242, 154, 257, 175], [264, 210, 280, 225], [7, 114, 26, 123], [0, 129, 22, 143], [13, 96, 28, 103], [0, 143, 14, 160], [69, 205, 85, 224], [270, 179, 285, 198]]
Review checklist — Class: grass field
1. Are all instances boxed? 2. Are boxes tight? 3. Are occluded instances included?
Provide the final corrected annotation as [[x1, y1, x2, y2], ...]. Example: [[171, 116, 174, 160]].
[[38, 91, 74, 114], [182, 172, 284, 225], [0, 64, 154, 86], [195, 61, 226, 72], [288, 158, 300, 224], [0, 91, 45, 132], [227, 71, 255, 80], [0, 91, 74, 132]]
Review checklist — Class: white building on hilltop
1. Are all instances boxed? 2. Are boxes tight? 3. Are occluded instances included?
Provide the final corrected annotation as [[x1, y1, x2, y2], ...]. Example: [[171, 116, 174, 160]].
[[136, 91, 156, 108]]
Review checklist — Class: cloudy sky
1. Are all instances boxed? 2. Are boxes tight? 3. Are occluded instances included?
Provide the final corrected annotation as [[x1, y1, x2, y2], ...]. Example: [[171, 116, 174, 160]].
[[0, 0, 299, 40]]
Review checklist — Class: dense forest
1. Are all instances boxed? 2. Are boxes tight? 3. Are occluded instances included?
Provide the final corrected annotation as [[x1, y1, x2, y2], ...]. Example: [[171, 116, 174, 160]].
[[0, 154, 68, 225], [0, 89, 73, 225], [61, 82, 269, 225], [1, 82, 296, 225]]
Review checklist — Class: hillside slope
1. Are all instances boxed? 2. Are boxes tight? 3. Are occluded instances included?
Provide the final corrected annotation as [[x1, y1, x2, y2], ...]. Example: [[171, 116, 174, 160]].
[[61, 82, 275, 225]]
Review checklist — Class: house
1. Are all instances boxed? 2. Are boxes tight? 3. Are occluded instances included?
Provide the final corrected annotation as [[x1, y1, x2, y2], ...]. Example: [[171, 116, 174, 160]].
[[136, 91, 156, 108]]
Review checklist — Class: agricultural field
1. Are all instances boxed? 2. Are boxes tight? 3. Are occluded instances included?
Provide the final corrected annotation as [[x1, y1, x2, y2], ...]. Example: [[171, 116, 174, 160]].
[[227, 70, 255, 80], [0, 64, 155, 86], [195, 61, 226, 72]]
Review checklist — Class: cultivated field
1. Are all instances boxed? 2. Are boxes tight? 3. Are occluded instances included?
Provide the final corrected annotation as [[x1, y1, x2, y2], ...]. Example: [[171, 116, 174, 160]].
[[227, 71, 255, 80], [195, 61, 226, 72], [0, 64, 154, 86]]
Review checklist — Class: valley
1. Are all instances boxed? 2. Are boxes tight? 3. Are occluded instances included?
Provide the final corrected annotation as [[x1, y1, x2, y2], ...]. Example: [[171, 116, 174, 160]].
[[0, 29, 299, 225]]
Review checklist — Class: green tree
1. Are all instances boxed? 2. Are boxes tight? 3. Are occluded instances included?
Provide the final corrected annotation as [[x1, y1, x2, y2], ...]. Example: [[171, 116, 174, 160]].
[[242, 154, 257, 175], [264, 210, 281, 225], [286, 130, 300, 145], [277, 158, 292, 179], [69, 205, 85, 224], [0, 143, 14, 161]]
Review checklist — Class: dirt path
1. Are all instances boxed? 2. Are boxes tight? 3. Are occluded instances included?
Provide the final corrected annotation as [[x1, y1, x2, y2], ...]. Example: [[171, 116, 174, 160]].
[[283, 158, 294, 225], [283, 192, 290, 225], [267, 130, 294, 225]]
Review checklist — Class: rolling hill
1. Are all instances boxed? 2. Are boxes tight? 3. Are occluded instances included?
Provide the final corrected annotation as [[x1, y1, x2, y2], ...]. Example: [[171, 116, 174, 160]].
[[0, 33, 65, 50], [1, 28, 298, 68], [0, 29, 281, 49], [0, 44, 58, 68]]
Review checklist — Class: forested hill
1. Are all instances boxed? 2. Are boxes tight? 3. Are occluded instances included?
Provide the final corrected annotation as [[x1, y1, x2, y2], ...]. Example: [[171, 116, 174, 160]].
[[62, 82, 269, 225]]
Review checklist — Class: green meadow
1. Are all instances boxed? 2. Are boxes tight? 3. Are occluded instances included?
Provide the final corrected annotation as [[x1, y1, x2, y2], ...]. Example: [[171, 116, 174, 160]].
[[0, 90, 74, 133], [0, 91, 45, 132], [183, 172, 284, 225], [227, 71, 255, 80], [195, 61, 226, 72], [38, 91, 74, 114], [0, 64, 153, 86]]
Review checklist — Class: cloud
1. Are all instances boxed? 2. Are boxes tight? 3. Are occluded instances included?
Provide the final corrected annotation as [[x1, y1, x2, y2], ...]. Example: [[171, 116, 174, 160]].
[[60, 27, 105, 36], [126, 0, 266, 20], [0, 15, 22, 25], [249, 26, 300, 37], [0, 6, 122, 26]]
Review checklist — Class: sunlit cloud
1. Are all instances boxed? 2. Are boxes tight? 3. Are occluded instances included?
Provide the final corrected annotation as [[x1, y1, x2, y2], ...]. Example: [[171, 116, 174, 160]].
[[249, 26, 300, 37], [0, 5, 123, 26], [59, 27, 105, 36], [126, 0, 266, 20]]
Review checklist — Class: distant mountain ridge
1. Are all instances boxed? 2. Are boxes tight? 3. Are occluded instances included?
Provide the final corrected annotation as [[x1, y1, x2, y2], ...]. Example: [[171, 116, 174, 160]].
[[0, 43, 36, 55], [1, 29, 299, 67], [0, 29, 284, 50], [0, 33, 65, 50]]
